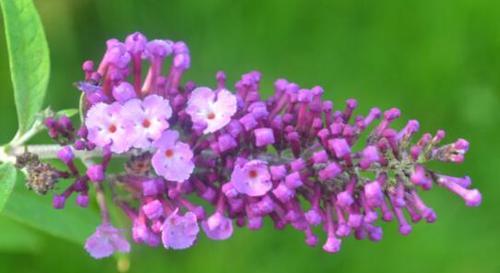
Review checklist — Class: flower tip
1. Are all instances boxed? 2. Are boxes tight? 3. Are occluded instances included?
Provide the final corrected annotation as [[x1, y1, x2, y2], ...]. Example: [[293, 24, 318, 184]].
[[254, 127, 275, 147], [57, 146, 74, 164], [346, 98, 357, 109], [305, 209, 322, 226], [305, 233, 319, 247], [368, 227, 383, 242], [248, 217, 263, 230], [399, 224, 412, 236], [336, 224, 351, 237], [125, 32, 147, 54], [146, 39, 173, 58], [274, 78, 289, 91], [455, 138, 470, 151], [465, 189, 482, 207], [82, 60, 94, 72], [112, 82, 137, 102], [53, 195, 66, 209], [87, 164, 105, 182], [202, 213, 233, 240], [76, 194, 89, 208], [142, 200, 164, 220], [328, 138, 351, 158], [423, 209, 437, 223], [322, 236, 342, 253], [336, 191, 354, 208], [384, 108, 401, 120], [348, 214, 363, 228]]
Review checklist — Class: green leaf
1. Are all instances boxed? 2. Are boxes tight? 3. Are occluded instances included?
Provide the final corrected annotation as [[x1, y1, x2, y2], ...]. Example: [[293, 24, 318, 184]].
[[56, 108, 79, 118], [0, 163, 16, 212], [0, 0, 50, 134], [0, 215, 42, 253], [2, 181, 99, 244]]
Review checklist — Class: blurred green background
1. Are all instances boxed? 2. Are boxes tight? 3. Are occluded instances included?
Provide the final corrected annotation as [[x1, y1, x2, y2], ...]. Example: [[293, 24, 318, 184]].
[[1, 0, 499, 272]]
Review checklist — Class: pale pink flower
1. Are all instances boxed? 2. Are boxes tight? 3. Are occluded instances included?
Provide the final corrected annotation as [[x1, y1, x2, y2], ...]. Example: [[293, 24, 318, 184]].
[[230, 160, 272, 197], [152, 130, 194, 182], [162, 210, 200, 249], [85, 102, 133, 153], [186, 87, 237, 134]]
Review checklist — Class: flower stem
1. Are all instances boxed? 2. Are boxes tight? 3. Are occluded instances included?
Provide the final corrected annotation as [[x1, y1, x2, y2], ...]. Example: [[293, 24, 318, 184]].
[[0, 144, 104, 164]]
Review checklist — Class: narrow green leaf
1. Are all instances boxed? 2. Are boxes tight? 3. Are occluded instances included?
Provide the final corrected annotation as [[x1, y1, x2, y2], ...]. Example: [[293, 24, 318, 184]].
[[56, 108, 79, 118], [2, 181, 99, 244], [79, 92, 85, 123], [0, 0, 50, 134], [0, 163, 16, 212]]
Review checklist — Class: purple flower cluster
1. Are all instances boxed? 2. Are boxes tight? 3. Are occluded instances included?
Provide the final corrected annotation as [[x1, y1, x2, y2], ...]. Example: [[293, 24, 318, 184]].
[[34, 32, 481, 258]]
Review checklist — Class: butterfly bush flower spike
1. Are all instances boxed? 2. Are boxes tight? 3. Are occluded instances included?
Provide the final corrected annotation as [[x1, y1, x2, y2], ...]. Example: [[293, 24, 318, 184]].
[[13, 32, 482, 259]]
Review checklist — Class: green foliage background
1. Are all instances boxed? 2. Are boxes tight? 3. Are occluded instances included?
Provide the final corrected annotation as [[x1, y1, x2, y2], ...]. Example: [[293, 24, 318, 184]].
[[0, 0, 499, 272]]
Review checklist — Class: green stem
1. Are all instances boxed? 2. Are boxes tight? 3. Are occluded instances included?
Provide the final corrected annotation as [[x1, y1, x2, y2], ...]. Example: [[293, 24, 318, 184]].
[[0, 144, 104, 164]]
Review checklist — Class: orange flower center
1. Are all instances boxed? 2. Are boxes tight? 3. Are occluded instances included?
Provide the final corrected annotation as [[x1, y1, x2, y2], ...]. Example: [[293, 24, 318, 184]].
[[108, 124, 117, 133], [248, 170, 258, 178], [142, 119, 151, 128], [165, 149, 174, 158], [207, 112, 216, 120]]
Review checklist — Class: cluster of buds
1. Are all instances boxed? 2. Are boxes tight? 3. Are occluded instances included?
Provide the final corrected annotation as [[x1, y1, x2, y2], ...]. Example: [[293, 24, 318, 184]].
[[17, 32, 481, 259], [44, 115, 75, 145]]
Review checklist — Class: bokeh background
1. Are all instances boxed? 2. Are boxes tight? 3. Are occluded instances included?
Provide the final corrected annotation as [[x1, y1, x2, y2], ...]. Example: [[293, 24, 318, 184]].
[[1, 0, 499, 272]]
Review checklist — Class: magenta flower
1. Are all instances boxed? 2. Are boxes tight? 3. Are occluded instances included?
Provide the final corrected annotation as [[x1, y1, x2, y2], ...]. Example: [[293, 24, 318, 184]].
[[230, 160, 272, 197], [151, 130, 194, 182], [84, 224, 130, 259], [201, 212, 233, 240], [162, 210, 200, 249], [123, 95, 172, 148], [85, 102, 133, 153], [186, 87, 237, 134]]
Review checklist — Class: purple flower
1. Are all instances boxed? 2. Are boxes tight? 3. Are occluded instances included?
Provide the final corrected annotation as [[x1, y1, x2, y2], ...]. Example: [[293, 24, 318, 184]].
[[145, 39, 173, 60], [112, 82, 137, 102], [85, 102, 133, 153], [76, 193, 89, 208], [328, 138, 351, 158], [53, 195, 66, 209], [132, 220, 160, 247], [101, 41, 131, 70], [438, 178, 482, 207], [230, 160, 272, 197], [254, 127, 275, 147], [33, 33, 482, 258], [125, 32, 147, 54], [218, 134, 238, 152], [186, 87, 237, 134], [364, 181, 383, 207], [56, 146, 74, 164], [201, 212, 233, 240], [318, 162, 342, 181], [142, 200, 164, 220], [359, 145, 380, 169], [123, 95, 172, 148], [162, 210, 200, 249], [152, 130, 194, 182], [86, 164, 105, 182], [84, 224, 130, 259]]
